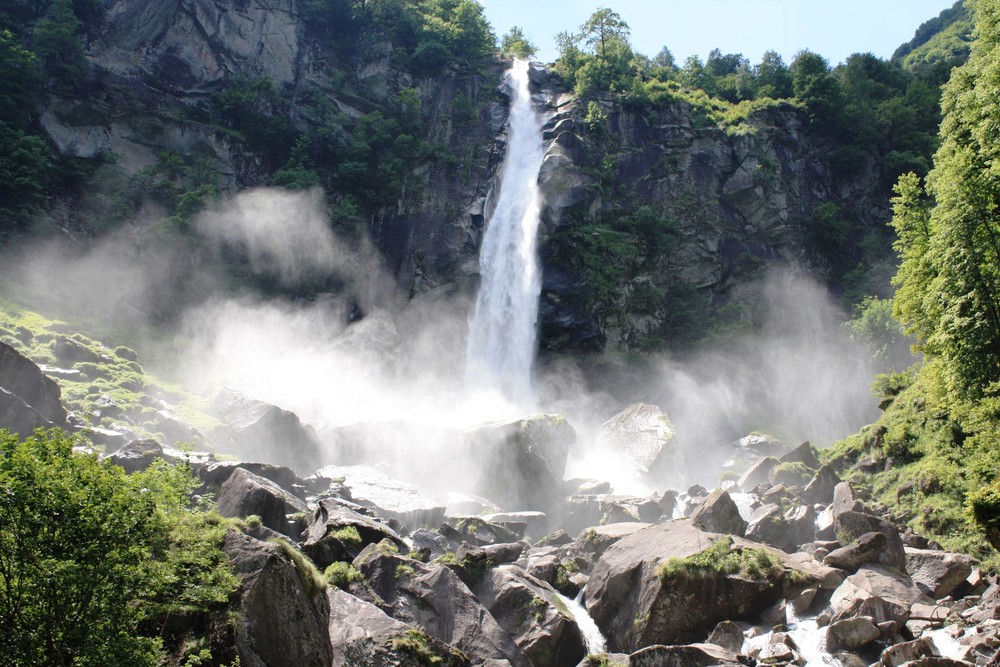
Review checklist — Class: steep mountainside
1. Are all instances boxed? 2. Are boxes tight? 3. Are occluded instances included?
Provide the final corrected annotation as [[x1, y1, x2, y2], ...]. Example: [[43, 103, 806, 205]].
[[0, 0, 960, 356]]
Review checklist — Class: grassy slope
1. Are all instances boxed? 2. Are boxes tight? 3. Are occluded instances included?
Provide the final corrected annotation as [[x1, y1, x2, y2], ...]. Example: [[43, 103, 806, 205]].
[[0, 288, 220, 444], [823, 360, 1000, 571]]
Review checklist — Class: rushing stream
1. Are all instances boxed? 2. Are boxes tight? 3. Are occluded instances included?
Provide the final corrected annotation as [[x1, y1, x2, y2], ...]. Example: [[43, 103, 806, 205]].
[[465, 58, 546, 401], [559, 590, 607, 655]]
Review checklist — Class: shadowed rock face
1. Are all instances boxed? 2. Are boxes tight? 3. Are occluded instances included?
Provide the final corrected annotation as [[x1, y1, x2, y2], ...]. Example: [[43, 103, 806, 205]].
[[0, 342, 67, 436]]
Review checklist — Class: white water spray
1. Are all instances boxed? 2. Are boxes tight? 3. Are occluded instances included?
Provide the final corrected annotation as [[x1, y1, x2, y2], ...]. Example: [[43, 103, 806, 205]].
[[466, 59, 546, 402], [560, 591, 607, 655]]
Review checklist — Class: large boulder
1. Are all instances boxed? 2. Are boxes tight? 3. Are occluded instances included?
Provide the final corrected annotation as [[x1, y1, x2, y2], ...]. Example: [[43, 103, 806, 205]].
[[301, 498, 407, 569], [312, 465, 445, 530], [103, 438, 175, 474], [594, 403, 673, 473], [0, 341, 67, 436], [689, 489, 748, 536], [327, 588, 467, 667], [835, 511, 907, 571], [825, 616, 881, 651], [199, 460, 301, 497], [473, 564, 587, 667], [216, 467, 308, 536], [352, 544, 531, 666], [824, 532, 890, 572], [224, 530, 333, 667], [463, 414, 576, 512], [737, 457, 779, 490], [830, 564, 933, 627], [905, 548, 975, 599], [801, 463, 842, 505], [627, 643, 742, 667], [210, 389, 324, 475], [745, 504, 792, 551], [585, 519, 799, 652]]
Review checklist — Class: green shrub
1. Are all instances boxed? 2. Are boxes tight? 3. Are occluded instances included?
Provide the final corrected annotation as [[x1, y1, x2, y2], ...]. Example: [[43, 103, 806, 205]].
[[324, 561, 363, 589], [968, 481, 1000, 550], [658, 536, 782, 584], [329, 525, 363, 549]]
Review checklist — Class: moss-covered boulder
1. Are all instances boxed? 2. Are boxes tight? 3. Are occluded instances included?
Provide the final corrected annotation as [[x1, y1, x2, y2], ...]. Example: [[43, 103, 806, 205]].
[[585, 519, 820, 652]]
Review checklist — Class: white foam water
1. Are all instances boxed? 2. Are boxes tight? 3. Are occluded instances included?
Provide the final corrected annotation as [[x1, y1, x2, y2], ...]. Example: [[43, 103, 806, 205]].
[[559, 590, 607, 655], [465, 58, 546, 402]]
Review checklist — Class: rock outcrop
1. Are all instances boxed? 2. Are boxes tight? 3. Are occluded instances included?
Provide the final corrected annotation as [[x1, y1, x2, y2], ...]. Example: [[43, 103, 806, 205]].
[[0, 342, 67, 436]]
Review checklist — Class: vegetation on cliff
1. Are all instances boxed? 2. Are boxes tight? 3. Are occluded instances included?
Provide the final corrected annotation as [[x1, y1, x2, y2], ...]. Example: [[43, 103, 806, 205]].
[[825, 0, 1000, 565]]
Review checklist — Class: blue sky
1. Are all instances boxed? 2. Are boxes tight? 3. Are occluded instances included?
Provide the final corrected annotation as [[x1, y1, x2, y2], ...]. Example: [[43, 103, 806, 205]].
[[478, 0, 958, 67]]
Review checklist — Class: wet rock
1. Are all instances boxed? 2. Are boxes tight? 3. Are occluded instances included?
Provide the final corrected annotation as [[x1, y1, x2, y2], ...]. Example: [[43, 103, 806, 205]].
[[210, 389, 324, 476], [352, 543, 531, 666], [104, 438, 175, 474], [446, 516, 522, 546], [779, 441, 821, 469], [200, 460, 301, 497], [825, 532, 890, 572], [576, 522, 652, 559], [0, 341, 67, 435], [216, 467, 308, 536], [463, 414, 576, 513], [594, 403, 674, 473], [826, 615, 880, 651], [706, 620, 744, 652], [627, 642, 741, 667], [473, 564, 587, 667], [301, 498, 406, 569], [600, 496, 663, 525], [224, 530, 333, 667], [586, 519, 792, 651], [801, 464, 842, 505], [905, 548, 976, 599], [745, 504, 792, 551], [689, 489, 748, 536], [315, 465, 445, 531], [785, 504, 817, 550], [738, 457, 779, 490], [880, 637, 937, 667], [328, 587, 466, 666], [485, 511, 548, 540], [831, 565, 934, 627]]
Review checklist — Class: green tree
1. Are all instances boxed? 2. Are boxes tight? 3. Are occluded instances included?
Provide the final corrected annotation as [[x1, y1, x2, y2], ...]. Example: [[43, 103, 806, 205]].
[[755, 50, 793, 98], [0, 430, 161, 666], [791, 49, 843, 126], [890, 0, 1000, 400], [580, 7, 630, 59], [32, 0, 86, 92], [890, 172, 937, 346], [500, 25, 536, 59]]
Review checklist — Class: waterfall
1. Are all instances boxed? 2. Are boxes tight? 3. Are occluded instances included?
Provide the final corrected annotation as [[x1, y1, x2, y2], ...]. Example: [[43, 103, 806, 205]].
[[466, 58, 546, 401], [559, 591, 607, 656]]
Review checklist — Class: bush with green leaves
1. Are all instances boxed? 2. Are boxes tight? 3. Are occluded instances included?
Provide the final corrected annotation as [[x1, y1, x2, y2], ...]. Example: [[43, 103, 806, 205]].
[[0, 429, 162, 666]]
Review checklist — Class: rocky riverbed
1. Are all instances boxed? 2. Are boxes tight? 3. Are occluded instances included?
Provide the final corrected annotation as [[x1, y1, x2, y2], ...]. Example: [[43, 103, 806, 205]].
[[2, 337, 998, 667]]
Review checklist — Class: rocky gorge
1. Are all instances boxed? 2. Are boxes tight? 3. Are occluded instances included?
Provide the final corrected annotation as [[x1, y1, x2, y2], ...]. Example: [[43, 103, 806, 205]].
[[1, 324, 999, 667], [2, 1, 995, 665]]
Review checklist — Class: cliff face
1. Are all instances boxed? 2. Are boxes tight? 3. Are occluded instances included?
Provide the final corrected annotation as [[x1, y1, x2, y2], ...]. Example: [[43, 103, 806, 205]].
[[531, 77, 890, 351], [35, 4, 893, 353]]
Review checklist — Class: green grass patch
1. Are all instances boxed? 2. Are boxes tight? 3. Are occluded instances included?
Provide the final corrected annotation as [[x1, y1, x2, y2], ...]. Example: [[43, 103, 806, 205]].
[[658, 536, 782, 584], [324, 561, 363, 589]]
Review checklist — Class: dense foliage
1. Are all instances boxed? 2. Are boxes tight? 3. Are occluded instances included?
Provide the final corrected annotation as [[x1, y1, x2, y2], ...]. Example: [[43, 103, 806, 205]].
[[0, 429, 161, 666], [826, 0, 1000, 564], [0, 429, 241, 666]]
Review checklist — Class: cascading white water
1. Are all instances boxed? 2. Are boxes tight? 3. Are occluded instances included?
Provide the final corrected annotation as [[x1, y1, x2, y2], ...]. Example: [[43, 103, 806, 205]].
[[466, 58, 546, 401], [559, 591, 607, 655]]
